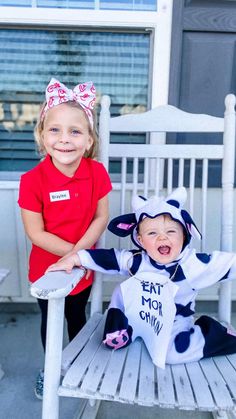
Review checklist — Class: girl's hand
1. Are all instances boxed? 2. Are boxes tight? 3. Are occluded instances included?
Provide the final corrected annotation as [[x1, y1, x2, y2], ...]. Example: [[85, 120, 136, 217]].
[[46, 253, 81, 274]]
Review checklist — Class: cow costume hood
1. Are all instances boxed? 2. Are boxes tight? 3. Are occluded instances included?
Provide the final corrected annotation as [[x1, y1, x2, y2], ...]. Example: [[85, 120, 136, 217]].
[[108, 187, 201, 249]]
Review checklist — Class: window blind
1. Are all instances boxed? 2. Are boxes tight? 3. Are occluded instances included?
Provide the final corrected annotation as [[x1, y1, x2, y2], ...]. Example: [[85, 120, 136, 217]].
[[0, 29, 150, 172]]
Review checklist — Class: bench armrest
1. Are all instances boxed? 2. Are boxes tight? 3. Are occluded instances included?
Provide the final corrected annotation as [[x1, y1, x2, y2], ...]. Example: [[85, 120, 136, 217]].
[[30, 268, 86, 300]]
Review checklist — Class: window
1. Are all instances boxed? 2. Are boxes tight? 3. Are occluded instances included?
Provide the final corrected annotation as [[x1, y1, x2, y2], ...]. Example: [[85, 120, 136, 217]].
[[0, 0, 174, 176], [0, 0, 157, 11], [0, 29, 150, 172]]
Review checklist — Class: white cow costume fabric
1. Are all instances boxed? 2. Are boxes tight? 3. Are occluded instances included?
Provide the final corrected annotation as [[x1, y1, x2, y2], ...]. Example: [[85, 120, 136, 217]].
[[78, 187, 236, 368]]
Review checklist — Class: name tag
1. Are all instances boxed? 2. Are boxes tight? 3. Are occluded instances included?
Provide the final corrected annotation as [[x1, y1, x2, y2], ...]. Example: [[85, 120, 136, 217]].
[[49, 190, 70, 202]]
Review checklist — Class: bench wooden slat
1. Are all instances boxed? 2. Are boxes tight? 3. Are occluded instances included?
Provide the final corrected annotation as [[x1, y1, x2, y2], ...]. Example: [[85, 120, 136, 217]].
[[99, 346, 129, 398], [118, 339, 142, 403], [227, 353, 236, 367], [200, 358, 234, 410], [185, 361, 215, 411], [61, 313, 103, 373], [156, 364, 176, 408], [109, 143, 224, 159], [137, 343, 155, 406], [80, 343, 111, 395], [62, 315, 106, 388], [109, 108, 224, 133], [171, 364, 196, 410], [213, 356, 236, 401]]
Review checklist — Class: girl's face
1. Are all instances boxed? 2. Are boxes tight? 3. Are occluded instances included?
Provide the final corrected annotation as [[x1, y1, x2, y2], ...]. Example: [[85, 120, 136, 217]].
[[137, 214, 184, 264], [42, 103, 93, 176]]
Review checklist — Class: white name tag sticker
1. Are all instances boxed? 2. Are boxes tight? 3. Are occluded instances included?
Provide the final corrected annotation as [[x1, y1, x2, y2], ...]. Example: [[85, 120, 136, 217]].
[[49, 190, 70, 202]]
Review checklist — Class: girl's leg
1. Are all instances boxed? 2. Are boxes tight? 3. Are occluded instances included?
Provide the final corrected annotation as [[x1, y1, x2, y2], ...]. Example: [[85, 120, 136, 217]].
[[37, 298, 48, 351], [35, 299, 48, 399], [64, 286, 92, 341]]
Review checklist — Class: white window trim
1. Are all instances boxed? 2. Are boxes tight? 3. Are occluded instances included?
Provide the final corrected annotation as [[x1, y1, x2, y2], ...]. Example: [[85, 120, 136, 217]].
[[0, 0, 173, 108]]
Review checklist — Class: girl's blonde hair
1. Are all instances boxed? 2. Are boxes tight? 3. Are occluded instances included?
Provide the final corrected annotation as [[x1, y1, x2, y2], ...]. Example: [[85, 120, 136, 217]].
[[34, 101, 98, 159]]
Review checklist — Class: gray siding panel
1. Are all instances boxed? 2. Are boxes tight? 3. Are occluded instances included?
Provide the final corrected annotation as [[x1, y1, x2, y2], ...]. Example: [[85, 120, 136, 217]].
[[184, 7, 236, 32]]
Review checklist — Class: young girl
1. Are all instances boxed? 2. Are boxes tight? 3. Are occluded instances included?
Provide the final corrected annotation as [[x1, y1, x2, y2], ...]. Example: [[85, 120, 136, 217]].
[[18, 78, 112, 398], [47, 187, 236, 369]]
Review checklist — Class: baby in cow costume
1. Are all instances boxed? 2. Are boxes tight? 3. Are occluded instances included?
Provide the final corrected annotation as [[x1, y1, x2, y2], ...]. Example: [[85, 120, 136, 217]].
[[47, 187, 236, 368]]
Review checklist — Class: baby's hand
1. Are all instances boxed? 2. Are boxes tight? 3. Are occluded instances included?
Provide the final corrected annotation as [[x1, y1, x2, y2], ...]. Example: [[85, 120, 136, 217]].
[[46, 253, 81, 274]]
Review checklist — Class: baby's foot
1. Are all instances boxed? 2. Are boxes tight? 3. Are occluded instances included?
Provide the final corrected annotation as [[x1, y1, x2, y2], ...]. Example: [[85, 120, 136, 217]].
[[103, 329, 130, 349]]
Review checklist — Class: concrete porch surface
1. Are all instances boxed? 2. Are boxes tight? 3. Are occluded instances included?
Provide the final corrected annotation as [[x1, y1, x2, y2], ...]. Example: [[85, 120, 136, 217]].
[[0, 303, 233, 419]]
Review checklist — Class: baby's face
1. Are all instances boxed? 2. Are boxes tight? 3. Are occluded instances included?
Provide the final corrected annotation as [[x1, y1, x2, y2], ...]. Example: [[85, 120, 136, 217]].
[[137, 214, 184, 265]]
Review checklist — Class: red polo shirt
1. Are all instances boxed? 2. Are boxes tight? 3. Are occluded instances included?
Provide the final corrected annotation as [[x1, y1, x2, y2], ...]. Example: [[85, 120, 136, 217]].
[[18, 155, 112, 294]]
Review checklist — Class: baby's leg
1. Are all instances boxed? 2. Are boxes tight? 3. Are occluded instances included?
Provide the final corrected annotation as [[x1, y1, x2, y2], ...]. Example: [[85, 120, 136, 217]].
[[166, 315, 236, 364], [166, 324, 205, 364], [103, 308, 133, 349], [103, 285, 133, 350], [195, 315, 236, 357]]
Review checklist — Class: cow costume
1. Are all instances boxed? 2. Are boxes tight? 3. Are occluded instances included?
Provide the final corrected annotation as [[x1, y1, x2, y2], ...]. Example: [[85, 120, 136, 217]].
[[77, 187, 236, 368]]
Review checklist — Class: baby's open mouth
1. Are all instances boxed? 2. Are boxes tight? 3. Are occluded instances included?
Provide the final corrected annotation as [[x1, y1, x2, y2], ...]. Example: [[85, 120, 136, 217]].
[[158, 246, 171, 255]]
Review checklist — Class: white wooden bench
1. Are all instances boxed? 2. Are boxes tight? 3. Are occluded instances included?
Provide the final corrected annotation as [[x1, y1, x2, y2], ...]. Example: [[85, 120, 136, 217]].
[[31, 94, 236, 419]]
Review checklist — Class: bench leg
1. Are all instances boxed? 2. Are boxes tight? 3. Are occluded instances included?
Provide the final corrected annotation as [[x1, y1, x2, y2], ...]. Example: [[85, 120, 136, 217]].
[[213, 410, 236, 419], [42, 298, 65, 419], [73, 399, 101, 419]]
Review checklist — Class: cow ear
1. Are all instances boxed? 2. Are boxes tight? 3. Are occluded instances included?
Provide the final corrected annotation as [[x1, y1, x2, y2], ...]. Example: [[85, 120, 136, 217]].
[[108, 213, 137, 237], [166, 187, 187, 208], [181, 209, 202, 241]]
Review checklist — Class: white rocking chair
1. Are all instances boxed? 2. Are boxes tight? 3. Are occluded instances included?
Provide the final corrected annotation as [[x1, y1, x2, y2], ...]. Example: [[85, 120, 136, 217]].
[[31, 94, 236, 419]]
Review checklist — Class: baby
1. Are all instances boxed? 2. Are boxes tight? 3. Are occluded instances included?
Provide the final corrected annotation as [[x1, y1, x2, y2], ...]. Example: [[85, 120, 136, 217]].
[[47, 187, 236, 368]]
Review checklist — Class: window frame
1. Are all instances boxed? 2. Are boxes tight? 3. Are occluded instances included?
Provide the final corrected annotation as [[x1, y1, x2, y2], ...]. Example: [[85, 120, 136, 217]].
[[0, 0, 173, 107], [0, 0, 173, 178]]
